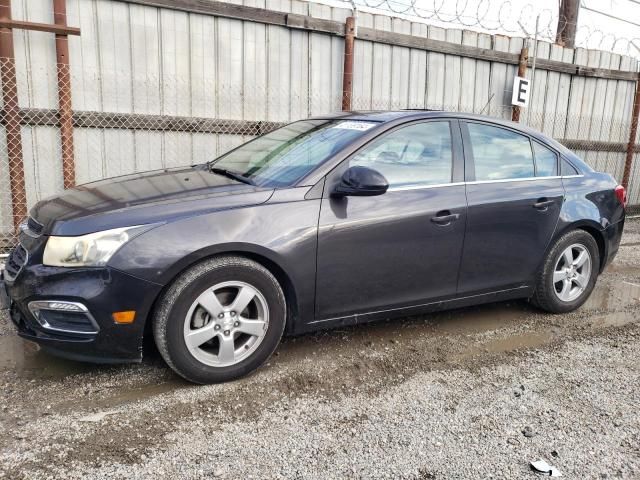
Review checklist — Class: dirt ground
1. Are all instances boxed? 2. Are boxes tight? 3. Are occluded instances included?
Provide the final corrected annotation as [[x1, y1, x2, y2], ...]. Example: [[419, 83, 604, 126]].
[[1, 219, 639, 479]]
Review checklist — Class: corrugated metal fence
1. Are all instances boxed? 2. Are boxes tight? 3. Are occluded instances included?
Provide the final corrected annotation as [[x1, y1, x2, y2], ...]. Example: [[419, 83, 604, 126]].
[[1, 0, 639, 251]]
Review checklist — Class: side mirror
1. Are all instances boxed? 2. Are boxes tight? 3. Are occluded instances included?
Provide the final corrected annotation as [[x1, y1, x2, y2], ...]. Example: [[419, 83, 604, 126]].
[[331, 166, 389, 198]]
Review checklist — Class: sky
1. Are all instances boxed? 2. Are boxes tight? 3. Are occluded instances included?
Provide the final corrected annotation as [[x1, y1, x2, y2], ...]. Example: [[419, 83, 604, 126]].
[[316, 0, 640, 58]]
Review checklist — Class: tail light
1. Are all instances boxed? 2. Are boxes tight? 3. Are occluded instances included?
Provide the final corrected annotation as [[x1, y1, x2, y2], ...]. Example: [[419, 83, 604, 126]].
[[615, 185, 627, 207]]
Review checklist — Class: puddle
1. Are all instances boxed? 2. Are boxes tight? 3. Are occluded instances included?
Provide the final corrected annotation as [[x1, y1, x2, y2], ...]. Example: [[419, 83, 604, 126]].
[[456, 331, 554, 360], [1, 277, 638, 383], [604, 262, 640, 276], [482, 332, 553, 353], [583, 280, 640, 311], [0, 335, 95, 379], [590, 311, 639, 328], [581, 281, 640, 329], [0, 332, 189, 406], [432, 302, 533, 334], [73, 378, 191, 412]]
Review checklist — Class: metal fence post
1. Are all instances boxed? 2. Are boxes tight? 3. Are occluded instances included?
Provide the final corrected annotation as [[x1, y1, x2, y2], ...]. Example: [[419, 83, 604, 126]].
[[511, 46, 528, 122], [341, 16, 356, 111], [622, 73, 640, 192], [53, 0, 76, 189], [0, 0, 27, 231]]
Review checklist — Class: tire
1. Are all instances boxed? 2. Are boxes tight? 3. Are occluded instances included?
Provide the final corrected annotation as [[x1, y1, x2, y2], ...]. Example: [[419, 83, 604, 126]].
[[153, 255, 286, 384], [531, 229, 600, 313]]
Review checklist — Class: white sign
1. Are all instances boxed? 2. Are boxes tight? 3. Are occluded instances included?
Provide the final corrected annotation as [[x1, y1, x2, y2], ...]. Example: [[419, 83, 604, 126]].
[[332, 121, 377, 131], [511, 76, 530, 107]]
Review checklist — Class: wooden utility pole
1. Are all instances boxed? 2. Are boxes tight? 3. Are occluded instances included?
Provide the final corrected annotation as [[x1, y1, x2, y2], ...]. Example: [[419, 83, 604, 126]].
[[511, 46, 528, 122], [53, 0, 76, 189], [622, 75, 640, 191], [556, 0, 579, 48], [341, 16, 356, 111]]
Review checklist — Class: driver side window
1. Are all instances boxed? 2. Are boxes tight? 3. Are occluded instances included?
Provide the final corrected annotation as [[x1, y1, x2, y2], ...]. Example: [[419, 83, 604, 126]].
[[349, 121, 453, 188]]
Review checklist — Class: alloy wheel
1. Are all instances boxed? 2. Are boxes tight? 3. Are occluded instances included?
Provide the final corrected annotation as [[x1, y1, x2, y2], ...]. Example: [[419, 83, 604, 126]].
[[183, 281, 269, 367], [552, 243, 592, 303]]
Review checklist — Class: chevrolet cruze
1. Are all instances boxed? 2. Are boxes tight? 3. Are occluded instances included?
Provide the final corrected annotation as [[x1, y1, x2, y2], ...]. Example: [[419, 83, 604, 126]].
[[1, 111, 626, 383]]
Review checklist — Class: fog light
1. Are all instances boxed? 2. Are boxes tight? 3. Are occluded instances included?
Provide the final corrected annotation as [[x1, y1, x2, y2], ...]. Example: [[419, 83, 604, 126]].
[[112, 311, 136, 324], [27, 300, 99, 335]]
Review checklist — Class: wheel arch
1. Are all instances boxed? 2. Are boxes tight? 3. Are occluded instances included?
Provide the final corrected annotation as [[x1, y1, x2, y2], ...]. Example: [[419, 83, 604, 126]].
[[550, 220, 607, 273], [144, 244, 301, 338]]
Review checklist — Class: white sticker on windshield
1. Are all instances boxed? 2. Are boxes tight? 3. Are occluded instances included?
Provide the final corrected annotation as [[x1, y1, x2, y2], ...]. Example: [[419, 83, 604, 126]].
[[332, 121, 377, 131]]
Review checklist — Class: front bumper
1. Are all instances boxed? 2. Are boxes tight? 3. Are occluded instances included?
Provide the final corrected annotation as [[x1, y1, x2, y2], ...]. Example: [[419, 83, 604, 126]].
[[2, 264, 163, 364]]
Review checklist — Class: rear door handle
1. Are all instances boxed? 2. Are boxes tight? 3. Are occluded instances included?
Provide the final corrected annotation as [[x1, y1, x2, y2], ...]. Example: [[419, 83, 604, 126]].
[[431, 211, 460, 225], [533, 199, 555, 210]]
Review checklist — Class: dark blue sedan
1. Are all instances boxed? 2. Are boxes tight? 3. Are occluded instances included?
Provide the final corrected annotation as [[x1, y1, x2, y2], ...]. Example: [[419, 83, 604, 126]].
[[1, 111, 626, 383]]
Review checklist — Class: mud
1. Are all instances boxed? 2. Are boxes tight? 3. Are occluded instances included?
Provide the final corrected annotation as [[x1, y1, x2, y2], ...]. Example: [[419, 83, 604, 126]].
[[1, 264, 639, 402]]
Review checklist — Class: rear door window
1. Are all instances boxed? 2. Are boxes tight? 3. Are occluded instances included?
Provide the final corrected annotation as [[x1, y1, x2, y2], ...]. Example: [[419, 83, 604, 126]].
[[467, 123, 535, 181]]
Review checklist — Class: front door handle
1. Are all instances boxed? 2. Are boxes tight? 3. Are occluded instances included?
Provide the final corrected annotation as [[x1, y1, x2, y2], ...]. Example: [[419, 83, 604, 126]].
[[431, 211, 460, 225], [533, 198, 555, 210]]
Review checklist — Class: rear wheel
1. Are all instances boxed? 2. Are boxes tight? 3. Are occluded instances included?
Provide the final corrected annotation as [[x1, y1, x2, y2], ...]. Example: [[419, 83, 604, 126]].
[[532, 230, 600, 313], [153, 256, 286, 384]]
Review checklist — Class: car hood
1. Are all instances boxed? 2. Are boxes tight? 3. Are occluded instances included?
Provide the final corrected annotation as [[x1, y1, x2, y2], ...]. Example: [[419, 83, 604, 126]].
[[31, 166, 275, 236]]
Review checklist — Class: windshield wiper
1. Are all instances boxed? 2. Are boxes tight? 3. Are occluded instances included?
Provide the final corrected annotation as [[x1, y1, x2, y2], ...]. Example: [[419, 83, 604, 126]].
[[209, 166, 255, 186]]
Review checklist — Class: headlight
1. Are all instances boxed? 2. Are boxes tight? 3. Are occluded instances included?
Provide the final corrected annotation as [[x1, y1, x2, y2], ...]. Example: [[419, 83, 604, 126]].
[[43, 225, 151, 267]]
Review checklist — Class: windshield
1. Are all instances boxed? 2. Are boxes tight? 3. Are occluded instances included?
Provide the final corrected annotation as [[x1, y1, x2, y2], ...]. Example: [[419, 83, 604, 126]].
[[209, 119, 379, 187]]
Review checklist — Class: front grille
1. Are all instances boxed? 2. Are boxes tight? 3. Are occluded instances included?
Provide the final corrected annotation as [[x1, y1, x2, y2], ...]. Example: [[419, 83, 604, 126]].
[[4, 244, 28, 281], [27, 217, 44, 236]]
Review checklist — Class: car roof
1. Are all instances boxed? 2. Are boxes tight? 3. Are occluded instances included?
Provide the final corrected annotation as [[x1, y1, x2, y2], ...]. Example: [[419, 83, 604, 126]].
[[315, 110, 533, 132], [313, 110, 580, 162]]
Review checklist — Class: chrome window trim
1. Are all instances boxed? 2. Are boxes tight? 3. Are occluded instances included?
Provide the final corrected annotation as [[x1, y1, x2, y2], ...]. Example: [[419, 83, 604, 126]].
[[388, 181, 465, 192], [467, 174, 584, 185], [467, 176, 562, 185], [27, 300, 100, 336], [386, 175, 583, 191]]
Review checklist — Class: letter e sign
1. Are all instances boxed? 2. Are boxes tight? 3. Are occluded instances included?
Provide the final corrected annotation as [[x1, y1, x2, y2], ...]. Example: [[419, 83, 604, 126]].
[[511, 76, 530, 107]]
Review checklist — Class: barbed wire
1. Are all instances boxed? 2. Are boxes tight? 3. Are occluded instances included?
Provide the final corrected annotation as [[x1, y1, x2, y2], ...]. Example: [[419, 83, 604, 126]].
[[17, 0, 640, 58], [346, 0, 640, 58]]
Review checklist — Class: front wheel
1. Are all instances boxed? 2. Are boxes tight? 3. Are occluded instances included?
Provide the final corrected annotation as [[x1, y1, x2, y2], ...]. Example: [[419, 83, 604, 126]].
[[532, 229, 600, 313], [153, 256, 286, 384]]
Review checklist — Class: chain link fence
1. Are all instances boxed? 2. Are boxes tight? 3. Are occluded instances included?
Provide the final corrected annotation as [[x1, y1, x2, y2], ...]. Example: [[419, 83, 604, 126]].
[[1, 53, 639, 254]]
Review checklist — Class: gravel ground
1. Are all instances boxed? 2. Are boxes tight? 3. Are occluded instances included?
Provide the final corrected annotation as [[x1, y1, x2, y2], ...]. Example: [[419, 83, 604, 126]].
[[1, 219, 639, 479]]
